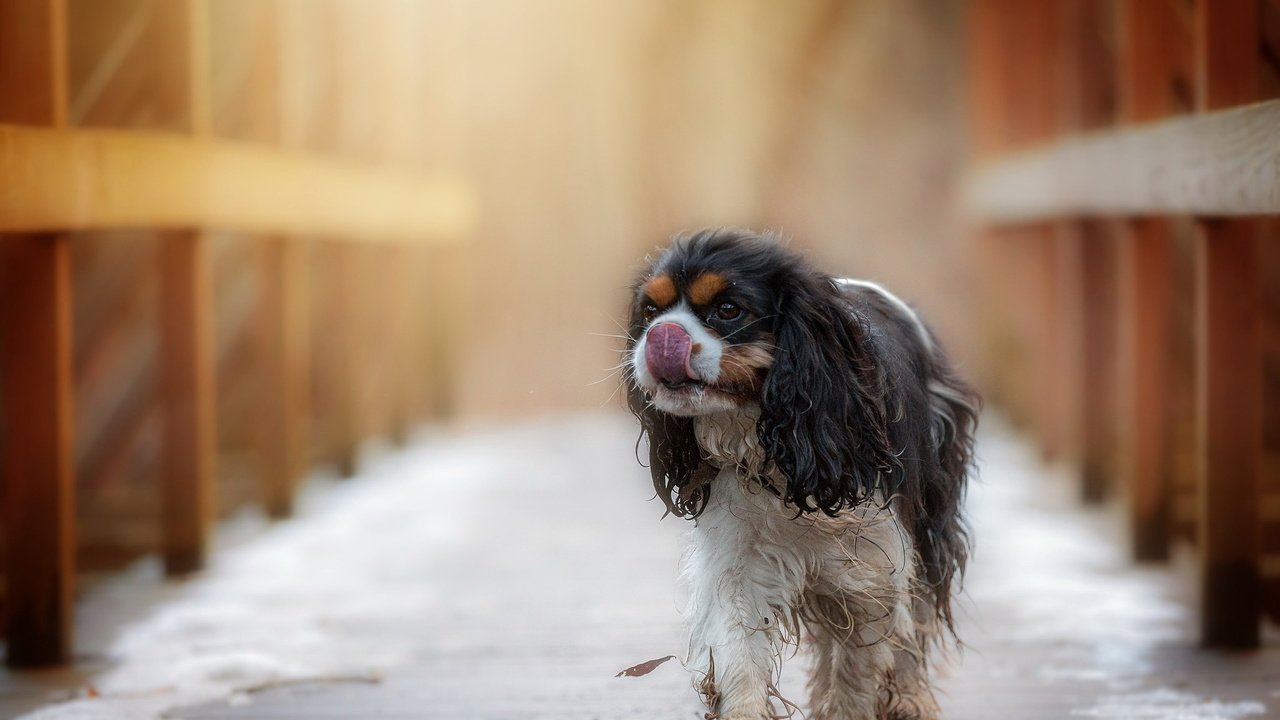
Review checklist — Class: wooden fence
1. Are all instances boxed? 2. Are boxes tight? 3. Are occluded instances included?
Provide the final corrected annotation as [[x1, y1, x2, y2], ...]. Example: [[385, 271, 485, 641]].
[[0, 0, 474, 667], [968, 0, 1278, 649]]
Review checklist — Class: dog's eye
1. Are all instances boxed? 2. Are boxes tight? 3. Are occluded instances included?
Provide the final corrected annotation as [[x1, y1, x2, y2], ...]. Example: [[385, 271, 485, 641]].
[[642, 302, 659, 321], [715, 302, 742, 321]]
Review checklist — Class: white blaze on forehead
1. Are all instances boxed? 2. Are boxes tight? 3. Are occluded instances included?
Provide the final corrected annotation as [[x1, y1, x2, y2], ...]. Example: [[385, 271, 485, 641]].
[[834, 278, 933, 351]]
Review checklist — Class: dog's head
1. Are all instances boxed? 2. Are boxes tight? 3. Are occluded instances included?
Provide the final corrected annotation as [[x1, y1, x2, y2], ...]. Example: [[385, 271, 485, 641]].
[[625, 229, 896, 518]]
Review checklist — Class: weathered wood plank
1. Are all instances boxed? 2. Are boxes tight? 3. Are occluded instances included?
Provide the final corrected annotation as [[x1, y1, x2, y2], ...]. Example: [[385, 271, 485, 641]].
[[1015, 3, 1060, 454], [0, 0, 74, 668], [0, 0, 68, 127], [1078, 223, 1120, 504], [186, 0, 211, 137], [255, 237, 310, 517], [155, 0, 217, 577], [1195, 0, 1258, 111], [1050, 0, 1118, 472], [1119, 220, 1174, 561], [0, 125, 476, 243], [158, 231, 217, 575], [1195, 0, 1262, 650], [1195, 220, 1262, 648], [1031, 226, 1068, 460], [330, 243, 364, 479], [0, 235, 76, 666], [966, 99, 1280, 222], [387, 246, 425, 442], [1057, 1, 1117, 502], [228, 0, 310, 518], [1111, 0, 1190, 563]]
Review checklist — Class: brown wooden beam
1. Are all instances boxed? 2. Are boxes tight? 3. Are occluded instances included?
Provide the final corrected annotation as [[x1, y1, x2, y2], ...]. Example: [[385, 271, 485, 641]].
[[1195, 220, 1262, 648], [246, 0, 310, 518], [0, 0, 74, 668], [0, 234, 76, 666], [158, 232, 216, 575], [1049, 223, 1087, 465], [1194, 0, 1261, 650], [1055, 0, 1116, 500], [1078, 221, 1121, 504], [1119, 220, 1174, 561], [1110, 0, 1192, 564], [966, 99, 1280, 222], [332, 244, 364, 478], [255, 237, 310, 517], [386, 246, 416, 444], [0, 0, 67, 128], [0, 125, 476, 242], [1031, 226, 1069, 460]]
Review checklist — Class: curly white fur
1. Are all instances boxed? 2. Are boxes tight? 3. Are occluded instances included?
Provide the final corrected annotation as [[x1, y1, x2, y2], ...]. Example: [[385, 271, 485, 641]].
[[685, 408, 939, 720]]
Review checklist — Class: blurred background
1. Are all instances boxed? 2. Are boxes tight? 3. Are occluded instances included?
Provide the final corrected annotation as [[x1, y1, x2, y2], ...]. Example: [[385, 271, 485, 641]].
[[1, 0, 1278, 715], [2, 0, 973, 578]]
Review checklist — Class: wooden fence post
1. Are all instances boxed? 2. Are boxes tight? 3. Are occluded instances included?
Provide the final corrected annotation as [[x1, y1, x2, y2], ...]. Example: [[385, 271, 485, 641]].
[[159, 231, 216, 574], [1195, 221, 1262, 648], [1194, 0, 1261, 650], [160, 0, 216, 574], [240, 0, 311, 518], [256, 236, 310, 517], [0, 237, 75, 668], [1079, 222, 1121, 504], [1115, 0, 1190, 562], [1058, 0, 1119, 503], [966, 1, 1064, 445], [1122, 219, 1174, 560], [0, 0, 75, 667]]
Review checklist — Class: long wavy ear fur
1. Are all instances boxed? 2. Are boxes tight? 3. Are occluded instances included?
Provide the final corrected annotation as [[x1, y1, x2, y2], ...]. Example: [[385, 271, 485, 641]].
[[917, 344, 980, 635], [758, 271, 899, 515], [626, 374, 711, 518]]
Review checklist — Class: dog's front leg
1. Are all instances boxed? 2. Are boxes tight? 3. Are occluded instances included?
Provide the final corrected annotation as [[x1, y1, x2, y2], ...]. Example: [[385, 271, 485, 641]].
[[685, 562, 780, 718], [684, 497, 791, 719]]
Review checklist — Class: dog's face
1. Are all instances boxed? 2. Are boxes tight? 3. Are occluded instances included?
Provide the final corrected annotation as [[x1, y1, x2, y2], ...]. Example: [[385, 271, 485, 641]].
[[627, 246, 776, 417], [625, 229, 899, 519]]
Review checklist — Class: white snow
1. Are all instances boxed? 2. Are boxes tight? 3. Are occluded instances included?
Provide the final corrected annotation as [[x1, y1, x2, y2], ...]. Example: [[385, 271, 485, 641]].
[[18, 418, 614, 720], [962, 417, 1268, 717], [963, 422, 1188, 687], [1072, 688, 1266, 719], [13, 412, 1272, 719]]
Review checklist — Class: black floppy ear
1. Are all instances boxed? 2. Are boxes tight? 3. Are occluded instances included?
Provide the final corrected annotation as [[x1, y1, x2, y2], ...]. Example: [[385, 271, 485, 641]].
[[758, 275, 897, 514], [626, 377, 713, 518]]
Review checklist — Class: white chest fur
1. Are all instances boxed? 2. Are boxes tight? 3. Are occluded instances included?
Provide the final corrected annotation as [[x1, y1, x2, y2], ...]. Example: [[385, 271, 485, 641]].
[[681, 407, 927, 717], [692, 404, 767, 481]]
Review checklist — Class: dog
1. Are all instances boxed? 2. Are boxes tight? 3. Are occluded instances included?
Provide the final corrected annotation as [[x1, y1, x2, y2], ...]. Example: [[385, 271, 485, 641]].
[[624, 229, 978, 719]]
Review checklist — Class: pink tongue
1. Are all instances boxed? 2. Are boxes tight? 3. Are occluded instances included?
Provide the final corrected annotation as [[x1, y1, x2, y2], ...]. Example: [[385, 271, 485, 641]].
[[646, 322, 694, 383]]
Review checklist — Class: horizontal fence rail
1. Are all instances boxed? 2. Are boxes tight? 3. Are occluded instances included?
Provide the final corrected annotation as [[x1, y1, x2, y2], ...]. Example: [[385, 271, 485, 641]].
[[967, 99, 1280, 222], [0, 125, 476, 241]]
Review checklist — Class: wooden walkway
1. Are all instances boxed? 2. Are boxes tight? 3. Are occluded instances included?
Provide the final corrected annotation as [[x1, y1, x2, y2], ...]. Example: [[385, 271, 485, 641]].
[[3, 414, 1277, 719]]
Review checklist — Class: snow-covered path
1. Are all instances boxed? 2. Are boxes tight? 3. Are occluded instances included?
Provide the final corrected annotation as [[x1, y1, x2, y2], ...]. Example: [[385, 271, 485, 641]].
[[5, 412, 1277, 719]]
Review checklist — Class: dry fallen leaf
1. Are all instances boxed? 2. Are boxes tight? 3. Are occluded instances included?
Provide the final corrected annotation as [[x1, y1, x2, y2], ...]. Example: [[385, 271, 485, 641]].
[[615, 655, 677, 678]]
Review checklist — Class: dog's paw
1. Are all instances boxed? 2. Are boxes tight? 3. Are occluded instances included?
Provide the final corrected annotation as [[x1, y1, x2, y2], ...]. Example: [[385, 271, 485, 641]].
[[881, 688, 941, 720]]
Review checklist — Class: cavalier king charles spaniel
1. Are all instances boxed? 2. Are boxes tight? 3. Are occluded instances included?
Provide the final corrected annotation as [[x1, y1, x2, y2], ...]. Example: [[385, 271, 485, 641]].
[[624, 229, 978, 720]]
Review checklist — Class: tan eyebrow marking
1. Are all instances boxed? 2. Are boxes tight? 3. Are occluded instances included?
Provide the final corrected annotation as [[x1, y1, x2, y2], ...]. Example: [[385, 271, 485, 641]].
[[688, 272, 728, 307], [642, 274, 677, 306]]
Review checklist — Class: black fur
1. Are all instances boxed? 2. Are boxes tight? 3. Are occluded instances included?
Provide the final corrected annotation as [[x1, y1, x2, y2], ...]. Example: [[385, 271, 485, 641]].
[[757, 258, 898, 516], [625, 228, 979, 632]]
